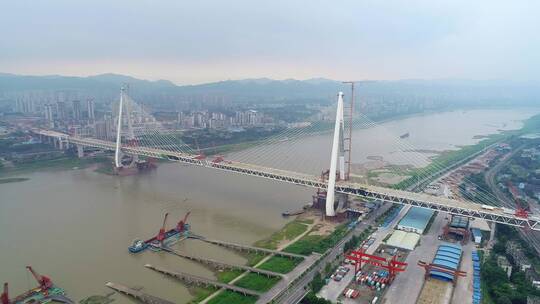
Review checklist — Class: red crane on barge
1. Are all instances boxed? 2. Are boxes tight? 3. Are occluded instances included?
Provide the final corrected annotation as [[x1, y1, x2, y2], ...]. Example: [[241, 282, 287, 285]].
[[176, 211, 191, 233], [156, 212, 169, 246], [1, 283, 9, 304], [26, 266, 53, 294]]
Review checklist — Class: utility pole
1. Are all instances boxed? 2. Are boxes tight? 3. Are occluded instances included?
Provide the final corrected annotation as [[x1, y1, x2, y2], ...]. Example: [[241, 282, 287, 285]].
[[342, 81, 356, 180]]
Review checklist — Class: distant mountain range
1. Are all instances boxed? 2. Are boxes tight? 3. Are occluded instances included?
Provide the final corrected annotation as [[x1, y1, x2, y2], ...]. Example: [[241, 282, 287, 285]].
[[1, 72, 539, 106]]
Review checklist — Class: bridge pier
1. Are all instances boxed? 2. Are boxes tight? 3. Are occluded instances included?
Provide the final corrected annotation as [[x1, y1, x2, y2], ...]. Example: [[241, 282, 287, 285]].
[[162, 247, 282, 278], [77, 145, 84, 158], [54, 137, 64, 150], [105, 282, 175, 304], [144, 264, 262, 297]]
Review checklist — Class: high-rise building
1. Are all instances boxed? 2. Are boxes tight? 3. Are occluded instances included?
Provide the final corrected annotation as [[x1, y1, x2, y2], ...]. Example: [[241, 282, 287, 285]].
[[94, 121, 112, 140], [87, 99, 95, 121], [15, 99, 36, 114], [56, 101, 67, 121], [72, 100, 81, 121], [194, 112, 206, 128], [44, 104, 54, 128]]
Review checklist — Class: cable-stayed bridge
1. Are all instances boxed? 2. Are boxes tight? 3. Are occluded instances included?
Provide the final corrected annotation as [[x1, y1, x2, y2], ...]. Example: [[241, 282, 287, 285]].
[[33, 88, 540, 231]]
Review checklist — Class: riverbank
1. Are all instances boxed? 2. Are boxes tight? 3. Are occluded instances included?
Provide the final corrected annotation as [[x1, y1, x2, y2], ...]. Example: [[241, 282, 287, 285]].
[[0, 177, 29, 184], [193, 211, 336, 304], [364, 113, 540, 190], [200, 108, 468, 157], [0, 156, 111, 177]]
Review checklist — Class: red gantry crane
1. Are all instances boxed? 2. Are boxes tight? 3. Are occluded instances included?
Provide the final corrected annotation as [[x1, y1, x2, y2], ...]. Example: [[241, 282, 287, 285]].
[[176, 211, 191, 233], [417, 261, 466, 284], [26, 266, 53, 294], [156, 213, 169, 246], [346, 244, 407, 283], [1, 283, 9, 304]]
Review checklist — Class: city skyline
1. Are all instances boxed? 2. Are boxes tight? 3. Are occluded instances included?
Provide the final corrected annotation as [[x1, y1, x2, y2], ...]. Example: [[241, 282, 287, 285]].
[[2, 1, 539, 84]]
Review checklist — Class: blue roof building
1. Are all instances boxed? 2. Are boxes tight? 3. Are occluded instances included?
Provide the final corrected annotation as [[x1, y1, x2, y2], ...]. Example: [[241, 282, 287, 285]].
[[397, 207, 435, 234], [471, 228, 482, 244], [430, 243, 462, 281]]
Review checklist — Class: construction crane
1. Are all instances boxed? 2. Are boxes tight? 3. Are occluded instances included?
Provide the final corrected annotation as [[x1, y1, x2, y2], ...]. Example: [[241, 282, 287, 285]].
[[176, 211, 191, 233], [26, 266, 53, 293], [193, 138, 206, 160], [156, 213, 169, 245], [345, 241, 407, 283], [1, 283, 9, 304], [342, 81, 356, 181]]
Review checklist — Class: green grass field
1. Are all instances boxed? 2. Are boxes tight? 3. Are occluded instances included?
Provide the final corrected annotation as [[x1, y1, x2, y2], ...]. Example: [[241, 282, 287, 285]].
[[216, 269, 243, 283], [258, 256, 302, 274], [254, 219, 310, 250], [284, 224, 349, 255], [206, 291, 257, 304], [188, 287, 217, 304], [234, 273, 280, 292], [246, 252, 266, 267]]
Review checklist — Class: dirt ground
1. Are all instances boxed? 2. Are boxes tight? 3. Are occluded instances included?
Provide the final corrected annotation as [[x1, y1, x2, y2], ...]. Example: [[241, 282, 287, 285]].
[[416, 278, 453, 304], [297, 209, 340, 236]]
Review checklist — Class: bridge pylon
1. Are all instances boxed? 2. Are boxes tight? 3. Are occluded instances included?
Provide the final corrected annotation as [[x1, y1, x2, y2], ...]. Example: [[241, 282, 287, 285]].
[[114, 85, 138, 169], [325, 92, 346, 217]]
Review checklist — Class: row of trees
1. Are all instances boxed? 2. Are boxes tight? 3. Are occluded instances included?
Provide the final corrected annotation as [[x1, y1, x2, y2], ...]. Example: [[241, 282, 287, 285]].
[[484, 225, 540, 304]]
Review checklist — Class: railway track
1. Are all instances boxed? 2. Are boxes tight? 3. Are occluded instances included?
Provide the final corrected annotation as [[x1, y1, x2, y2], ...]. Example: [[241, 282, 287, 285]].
[[483, 144, 540, 255]]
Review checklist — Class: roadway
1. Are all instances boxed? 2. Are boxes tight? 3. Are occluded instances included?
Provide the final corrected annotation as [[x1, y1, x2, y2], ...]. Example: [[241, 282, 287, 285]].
[[451, 242, 475, 304], [273, 203, 394, 304], [317, 205, 411, 302], [384, 212, 447, 304]]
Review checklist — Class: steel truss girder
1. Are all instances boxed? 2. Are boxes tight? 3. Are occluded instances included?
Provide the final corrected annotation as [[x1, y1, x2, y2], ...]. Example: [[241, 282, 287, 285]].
[[47, 133, 540, 231]]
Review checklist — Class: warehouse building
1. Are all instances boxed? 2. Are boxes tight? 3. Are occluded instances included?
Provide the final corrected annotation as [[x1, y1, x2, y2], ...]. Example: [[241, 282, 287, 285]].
[[396, 207, 435, 234], [430, 243, 463, 282], [385, 230, 421, 250]]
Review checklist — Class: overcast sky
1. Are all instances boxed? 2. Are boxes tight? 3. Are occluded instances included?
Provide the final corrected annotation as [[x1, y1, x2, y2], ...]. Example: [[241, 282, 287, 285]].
[[1, 0, 539, 84]]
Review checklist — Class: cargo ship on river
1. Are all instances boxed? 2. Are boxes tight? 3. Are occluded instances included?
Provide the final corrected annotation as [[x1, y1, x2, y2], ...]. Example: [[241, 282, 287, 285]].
[[400, 132, 410, 139], [129, 212, 191, 253], [1, 266, 73, 304]]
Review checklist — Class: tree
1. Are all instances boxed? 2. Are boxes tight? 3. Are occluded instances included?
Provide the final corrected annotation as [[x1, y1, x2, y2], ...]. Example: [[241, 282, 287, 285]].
[[310, 272, 324, 293], [301, 292, 333, 304], [495, 295, 511, 304]]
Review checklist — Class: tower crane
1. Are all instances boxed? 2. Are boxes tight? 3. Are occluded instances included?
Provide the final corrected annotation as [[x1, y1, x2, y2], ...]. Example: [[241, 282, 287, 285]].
[[156, 213, 169, 245], [176, 211, 191, 233], [1, 283, 9, 304], [26, 266, 53, 293]]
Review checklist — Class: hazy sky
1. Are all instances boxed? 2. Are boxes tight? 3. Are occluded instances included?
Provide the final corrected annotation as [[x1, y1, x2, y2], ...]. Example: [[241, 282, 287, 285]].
[[1, 0, 539, 84]]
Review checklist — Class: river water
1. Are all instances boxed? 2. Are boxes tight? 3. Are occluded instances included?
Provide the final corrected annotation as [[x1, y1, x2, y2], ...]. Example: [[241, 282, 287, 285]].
[[0, 108, 537, 303]]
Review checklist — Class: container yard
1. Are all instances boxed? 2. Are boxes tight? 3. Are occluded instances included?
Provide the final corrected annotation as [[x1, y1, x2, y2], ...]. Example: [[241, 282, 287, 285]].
[[337, 243, 409, 303]]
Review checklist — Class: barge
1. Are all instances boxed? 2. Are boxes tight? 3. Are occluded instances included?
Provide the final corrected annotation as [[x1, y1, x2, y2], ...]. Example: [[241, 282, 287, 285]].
[[129, 212, 191, 254]]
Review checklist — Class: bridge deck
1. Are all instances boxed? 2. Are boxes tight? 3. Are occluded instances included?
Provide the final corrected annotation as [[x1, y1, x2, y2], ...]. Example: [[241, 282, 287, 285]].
[[33, 129, 540, 231], [105, 282, 175, 304], [162, 247, 283, 277], [144, 264, 261, 297]]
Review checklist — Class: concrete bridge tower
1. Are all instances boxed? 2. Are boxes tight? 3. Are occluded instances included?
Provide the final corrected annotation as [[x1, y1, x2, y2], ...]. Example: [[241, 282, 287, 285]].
[[114, 86, 139, 169], [325, 92, 347, 217]]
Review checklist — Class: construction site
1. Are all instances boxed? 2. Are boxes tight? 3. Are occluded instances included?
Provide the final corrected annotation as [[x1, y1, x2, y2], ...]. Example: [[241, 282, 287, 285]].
[[316, 140, 502, 304], [6, 88, 539, 304]]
